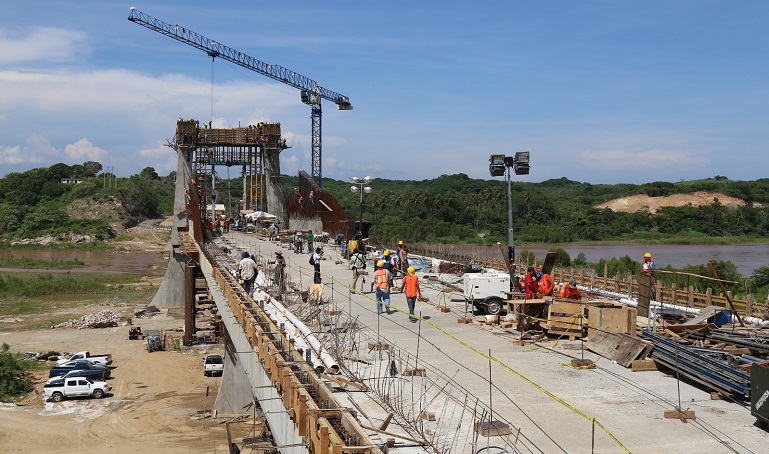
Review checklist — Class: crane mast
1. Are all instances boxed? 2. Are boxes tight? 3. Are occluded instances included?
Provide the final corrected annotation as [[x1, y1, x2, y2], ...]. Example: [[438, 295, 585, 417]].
[[128, 8, 352, 187]]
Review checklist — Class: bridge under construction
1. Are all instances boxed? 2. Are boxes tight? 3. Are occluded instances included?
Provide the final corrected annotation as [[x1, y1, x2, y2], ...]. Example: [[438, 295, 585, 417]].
[[151, 122, 769, 453]]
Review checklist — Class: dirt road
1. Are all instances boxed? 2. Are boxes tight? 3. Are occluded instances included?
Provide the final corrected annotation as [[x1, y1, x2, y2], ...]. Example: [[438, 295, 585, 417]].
[[0, 310, 234, 453]]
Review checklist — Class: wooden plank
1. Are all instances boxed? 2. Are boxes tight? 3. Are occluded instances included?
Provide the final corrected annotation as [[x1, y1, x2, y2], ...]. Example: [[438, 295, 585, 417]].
[[665, 323, 716, 334], [682, 305, 725, 325], [587, 331, 653, 367], [541, 251, 558, 275], [631, 359, 659, 372]]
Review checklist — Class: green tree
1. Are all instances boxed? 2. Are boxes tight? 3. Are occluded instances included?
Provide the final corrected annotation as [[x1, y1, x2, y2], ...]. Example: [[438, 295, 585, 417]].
[[140, 167, 160, 180], [0, 344, 33, 401]]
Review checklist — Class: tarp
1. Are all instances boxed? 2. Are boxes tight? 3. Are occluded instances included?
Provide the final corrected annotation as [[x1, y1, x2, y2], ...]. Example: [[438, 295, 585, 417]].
[[244, 211, 278, 222]]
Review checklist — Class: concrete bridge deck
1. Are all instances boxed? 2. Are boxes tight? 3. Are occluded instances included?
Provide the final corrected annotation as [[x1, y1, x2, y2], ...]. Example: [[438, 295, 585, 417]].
[[205, 231, 768, 454]]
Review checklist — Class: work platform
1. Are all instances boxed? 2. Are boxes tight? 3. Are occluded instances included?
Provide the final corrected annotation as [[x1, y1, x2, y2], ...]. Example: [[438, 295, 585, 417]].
[[203, 230, 769, 453]]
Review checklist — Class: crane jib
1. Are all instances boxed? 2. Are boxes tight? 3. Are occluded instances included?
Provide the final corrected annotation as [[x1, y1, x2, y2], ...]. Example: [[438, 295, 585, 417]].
[[127, 9, 350, 106]]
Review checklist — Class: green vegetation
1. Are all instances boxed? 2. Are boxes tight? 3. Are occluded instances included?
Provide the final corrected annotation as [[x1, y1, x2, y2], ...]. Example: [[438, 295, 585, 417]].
[[0, 256, 86, 269], [0, 162, 174, 241], [307, 174, 769, 247], [0, 344, 34, 402], [0, 272, 141, 301]]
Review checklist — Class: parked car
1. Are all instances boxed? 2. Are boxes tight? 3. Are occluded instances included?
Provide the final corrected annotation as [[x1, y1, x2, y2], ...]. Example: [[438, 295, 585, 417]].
[[43, 377, 110, 402], [49, 360, 111, 379], [55, 351, 113, 367], [47, 368, 107, 384], [204, 354, 224, 376]]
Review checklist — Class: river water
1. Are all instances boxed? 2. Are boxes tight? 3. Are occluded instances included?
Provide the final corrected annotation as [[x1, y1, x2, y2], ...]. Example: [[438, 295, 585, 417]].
[[438, 243, 769, 277], [0, 249, 165, 275], [2, 242, 768, 277]]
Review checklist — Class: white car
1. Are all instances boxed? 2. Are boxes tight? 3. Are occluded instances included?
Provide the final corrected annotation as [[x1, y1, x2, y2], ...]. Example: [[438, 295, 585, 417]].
[[204, 354, 224, 376]]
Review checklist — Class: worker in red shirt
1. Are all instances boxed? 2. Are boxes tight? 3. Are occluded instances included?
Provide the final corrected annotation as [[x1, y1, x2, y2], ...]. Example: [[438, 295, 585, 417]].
[[524, 267, 540, 298]]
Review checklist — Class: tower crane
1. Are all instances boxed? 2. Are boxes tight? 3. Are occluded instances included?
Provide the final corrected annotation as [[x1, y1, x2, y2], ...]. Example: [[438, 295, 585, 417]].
[[128, 7, 352, 187]]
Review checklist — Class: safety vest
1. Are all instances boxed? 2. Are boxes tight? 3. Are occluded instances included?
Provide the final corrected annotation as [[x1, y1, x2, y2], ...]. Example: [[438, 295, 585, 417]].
[[403, 275, 419, 297], [375, 268, 389, 289]]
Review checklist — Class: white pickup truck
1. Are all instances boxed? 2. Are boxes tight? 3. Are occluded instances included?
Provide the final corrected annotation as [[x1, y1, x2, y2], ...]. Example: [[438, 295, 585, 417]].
[[43, 377, 111, 402], [56, 351, 113, 367], [204, 354, 224, 376]]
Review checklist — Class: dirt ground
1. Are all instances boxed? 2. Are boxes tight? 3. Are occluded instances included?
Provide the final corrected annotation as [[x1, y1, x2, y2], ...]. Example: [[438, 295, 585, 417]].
[[0, 306, 240, 453], [594, 191, 758, 214], [0, 228, 252, 453]]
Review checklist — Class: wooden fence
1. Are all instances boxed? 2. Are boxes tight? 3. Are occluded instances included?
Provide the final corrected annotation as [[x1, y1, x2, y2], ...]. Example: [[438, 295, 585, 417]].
[[412, 245, 767, 321]]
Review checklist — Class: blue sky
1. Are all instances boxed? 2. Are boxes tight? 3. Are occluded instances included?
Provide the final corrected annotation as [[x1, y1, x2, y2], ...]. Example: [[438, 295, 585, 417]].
[[2, 1, 768, 184]]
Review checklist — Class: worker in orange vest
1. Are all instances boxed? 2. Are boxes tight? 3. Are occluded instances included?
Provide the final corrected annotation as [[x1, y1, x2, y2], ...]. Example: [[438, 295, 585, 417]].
[[374, 260, 391, 315], [400, 266, 422, 323], [559, 279, 581, 300], [537, 271, 555, 297]]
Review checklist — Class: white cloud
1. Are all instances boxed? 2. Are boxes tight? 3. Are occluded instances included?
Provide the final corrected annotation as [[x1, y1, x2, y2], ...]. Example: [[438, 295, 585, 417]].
[[0, 134, 57, 166], [582, 149, 710, 170], [138, 144, 177, 176], [0, 145, 26, 166], [64, 138, 106, 161], [0, 27, 89, 65], [0, 67, 308, 177]]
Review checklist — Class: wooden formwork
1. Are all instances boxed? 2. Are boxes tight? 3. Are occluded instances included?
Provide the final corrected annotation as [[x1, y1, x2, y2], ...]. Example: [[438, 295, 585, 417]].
[[544, 299, 584, 338], [208, 260, 380, 454]]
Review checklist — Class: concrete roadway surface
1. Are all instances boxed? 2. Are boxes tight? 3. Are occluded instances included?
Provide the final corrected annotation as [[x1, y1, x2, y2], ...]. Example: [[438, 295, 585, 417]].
[[226, 232, 769, 454]]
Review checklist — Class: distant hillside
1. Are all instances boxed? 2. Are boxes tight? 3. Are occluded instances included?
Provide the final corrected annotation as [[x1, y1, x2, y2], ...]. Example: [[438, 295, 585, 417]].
[[3, 164, 769, 246], [0, 163, 174, 244]]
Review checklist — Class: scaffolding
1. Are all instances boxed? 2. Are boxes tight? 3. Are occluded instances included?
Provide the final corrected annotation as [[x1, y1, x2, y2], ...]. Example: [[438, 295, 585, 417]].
[[175, 119, 287, 221]]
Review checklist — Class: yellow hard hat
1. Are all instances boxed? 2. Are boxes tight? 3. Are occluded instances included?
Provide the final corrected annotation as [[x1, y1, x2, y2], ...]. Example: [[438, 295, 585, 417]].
[[383, 250, 390, 256], [644, 252, 652, 258], [377, 260, 384, 267], [407, 266, 415, 275], [398, 240, 404, 245]]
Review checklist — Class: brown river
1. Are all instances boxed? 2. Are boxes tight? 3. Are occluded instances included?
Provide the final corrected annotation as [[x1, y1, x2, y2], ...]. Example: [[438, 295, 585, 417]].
[[426, 243, 769, 276], [0, 249, 165, 275], [1, 242, 768, 276]]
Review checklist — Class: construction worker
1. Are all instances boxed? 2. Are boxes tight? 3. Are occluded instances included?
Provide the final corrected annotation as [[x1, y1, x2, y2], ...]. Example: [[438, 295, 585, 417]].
[[559, 279, 581, 300], [538, 271, 555, 297], [306, 230, 315, 253], [400, 266, 422, 322], [383, 249, 398, 289], [397, 240, 410, 274], [641, 252, 657, 300], [237, 251, 257, 296], [641, 252, 656, 277], [524, 266, 540, 298], [375, 260, 391, 315], [349, 247, 367, 293], [273, 251, 286, 293]]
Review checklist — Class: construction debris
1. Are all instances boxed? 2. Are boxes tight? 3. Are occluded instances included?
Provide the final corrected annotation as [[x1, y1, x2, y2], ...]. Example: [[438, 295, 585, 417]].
[[52, 310, 121, 329]]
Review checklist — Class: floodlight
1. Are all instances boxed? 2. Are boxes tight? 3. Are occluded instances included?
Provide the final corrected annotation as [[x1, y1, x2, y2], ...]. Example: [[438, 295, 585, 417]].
[[514, 151, 530, 175], [489, 154, 506, 177]]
